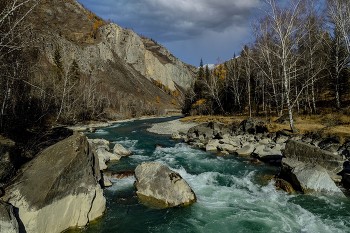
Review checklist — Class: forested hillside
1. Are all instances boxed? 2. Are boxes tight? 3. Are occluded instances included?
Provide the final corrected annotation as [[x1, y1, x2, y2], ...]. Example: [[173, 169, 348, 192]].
[[184, 0, 350, 132]]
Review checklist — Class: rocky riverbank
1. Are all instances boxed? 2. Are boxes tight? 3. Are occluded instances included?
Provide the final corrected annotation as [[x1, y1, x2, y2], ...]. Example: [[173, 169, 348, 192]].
[[150, 117, 350, 195]]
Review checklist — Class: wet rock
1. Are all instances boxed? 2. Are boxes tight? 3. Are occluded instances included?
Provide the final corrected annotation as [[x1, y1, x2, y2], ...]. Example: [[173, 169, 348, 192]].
[[283, 140, 345, 180], [219, 151, 230, 156], [281, 158, 343, 194], [105, 170, 135, 179], [206, 139, 220, 152], [253, 144, 282, 164], [0, 201, 19, 233], [3, 133, 106, 233], [95, 148, 121, 170], [219, 137, 240, 147], [113, 143, 132, 156], [275, 135, 289, 144], [103, 176, 112, 187], [275, 179, 295, 194], [236, 145, 255, 156], [191, 142, 206, 150], [259, 138, 272, 145], [217, 144, 236, 153], [88, 138, 110, 151], [134, 162, 196, 208], [98, 157, 108, 170], [171, 132, 182, 140]]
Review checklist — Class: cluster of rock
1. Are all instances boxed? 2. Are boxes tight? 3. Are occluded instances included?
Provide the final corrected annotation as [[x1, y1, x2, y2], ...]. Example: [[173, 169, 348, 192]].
[[179, 118, 349, 195], [88, 139, 132, 171], [1, 133, 106, 233], [181, 119, 286, 165], [88, 139, 132, 188]]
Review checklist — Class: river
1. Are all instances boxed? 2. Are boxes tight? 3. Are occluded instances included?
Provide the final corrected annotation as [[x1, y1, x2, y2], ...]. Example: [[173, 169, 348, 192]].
[[71, 117, 350, 233]]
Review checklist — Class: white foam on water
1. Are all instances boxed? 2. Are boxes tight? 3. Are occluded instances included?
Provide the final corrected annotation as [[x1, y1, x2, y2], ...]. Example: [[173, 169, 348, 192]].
[[157, 157, 348, 233], [153, 143, 239, 172], [106, 176, 136, 192], [95, 129, 109, 135], [129, 154, 151, 161], [106, 123, 121, 129], [112, 138, 143, 154]]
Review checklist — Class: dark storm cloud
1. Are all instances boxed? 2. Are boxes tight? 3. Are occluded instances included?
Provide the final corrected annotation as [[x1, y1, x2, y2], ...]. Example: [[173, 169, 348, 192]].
[[78, 0, 261, 65], [80, 0, 260, 41]]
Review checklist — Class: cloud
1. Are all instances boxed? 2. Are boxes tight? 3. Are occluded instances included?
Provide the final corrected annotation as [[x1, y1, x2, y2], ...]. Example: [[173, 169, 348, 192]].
[[80, 0, 260, 40], [79, 0, 261, 65]]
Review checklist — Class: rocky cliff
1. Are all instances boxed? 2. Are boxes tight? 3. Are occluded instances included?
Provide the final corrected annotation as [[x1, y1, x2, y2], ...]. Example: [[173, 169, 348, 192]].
[[24, 0, 195, 120], [99, 24, 194, 91], [2, 133, 106, 233]]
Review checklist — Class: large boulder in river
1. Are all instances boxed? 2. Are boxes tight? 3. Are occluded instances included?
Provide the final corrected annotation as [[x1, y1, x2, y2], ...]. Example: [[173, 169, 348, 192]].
[[0, 201, 18, 233], [3, 133, 106, 233], [283, 140, 345, 179], [281, 159, 343, 194], [134, 162, 196, 208]]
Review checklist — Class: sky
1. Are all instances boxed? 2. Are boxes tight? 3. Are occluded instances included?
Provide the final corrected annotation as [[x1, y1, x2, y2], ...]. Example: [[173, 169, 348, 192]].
[[78, 0, 262, 66]]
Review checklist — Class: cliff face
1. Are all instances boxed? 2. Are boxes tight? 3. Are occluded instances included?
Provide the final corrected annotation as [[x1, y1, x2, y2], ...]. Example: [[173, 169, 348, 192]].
[[99, 24, 194, 91], [24, 0, 194, 120]]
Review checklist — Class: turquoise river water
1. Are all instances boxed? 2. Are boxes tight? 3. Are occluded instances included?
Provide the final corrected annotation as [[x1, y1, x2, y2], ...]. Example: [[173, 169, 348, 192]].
[[72, 117, 350, 233]]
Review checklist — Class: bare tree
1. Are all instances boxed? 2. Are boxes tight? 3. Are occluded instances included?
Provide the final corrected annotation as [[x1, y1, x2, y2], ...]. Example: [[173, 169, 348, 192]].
[[327, 0, 350, 53], [0, 0, 38, 130]]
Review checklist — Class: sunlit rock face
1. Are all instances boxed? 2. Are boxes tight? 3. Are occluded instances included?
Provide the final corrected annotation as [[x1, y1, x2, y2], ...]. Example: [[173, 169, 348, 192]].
[[135, 162, 196, 208], [3, 133, 106, 233]]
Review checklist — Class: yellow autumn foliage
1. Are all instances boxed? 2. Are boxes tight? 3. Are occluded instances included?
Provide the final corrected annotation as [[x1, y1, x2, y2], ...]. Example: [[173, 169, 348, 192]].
[[192, 98, 206, 107], [213, 64, 227, 80]]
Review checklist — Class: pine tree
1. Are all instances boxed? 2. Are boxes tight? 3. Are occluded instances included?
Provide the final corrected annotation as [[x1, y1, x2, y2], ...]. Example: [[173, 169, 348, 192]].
[[198, 58, 204, 79]]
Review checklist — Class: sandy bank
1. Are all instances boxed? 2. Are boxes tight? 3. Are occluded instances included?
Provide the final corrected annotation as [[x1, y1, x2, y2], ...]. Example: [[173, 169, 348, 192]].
[[147, 119, 198, 135]]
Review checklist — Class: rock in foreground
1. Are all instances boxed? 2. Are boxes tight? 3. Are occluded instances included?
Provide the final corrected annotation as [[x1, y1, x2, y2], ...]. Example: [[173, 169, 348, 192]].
[[134, 162, 196, 208], [0, 201, 18, 233], [283, 140, 345, 180], [281, 159, 343, 194], [3, 133, 106, 233]]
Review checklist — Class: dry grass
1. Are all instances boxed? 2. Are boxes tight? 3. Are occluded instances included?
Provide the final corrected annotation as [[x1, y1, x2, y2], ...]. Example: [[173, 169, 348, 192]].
[[180, 115, 247, 125], [182, 113, 350, 142]]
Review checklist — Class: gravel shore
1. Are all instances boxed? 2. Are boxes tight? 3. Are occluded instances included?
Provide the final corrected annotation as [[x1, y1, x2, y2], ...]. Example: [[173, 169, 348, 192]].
[[147, 119, 198, 135]]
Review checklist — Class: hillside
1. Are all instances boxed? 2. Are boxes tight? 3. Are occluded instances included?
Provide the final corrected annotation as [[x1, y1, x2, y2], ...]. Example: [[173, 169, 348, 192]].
[[21, 0, 195, 124]]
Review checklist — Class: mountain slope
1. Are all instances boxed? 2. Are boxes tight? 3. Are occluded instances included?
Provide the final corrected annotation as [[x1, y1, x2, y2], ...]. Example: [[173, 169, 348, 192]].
[[23, 0, 195, 122]]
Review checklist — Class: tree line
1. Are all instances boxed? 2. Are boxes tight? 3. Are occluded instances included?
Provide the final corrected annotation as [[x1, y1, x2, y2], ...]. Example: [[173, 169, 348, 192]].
[[183, 0, 350, 132]]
